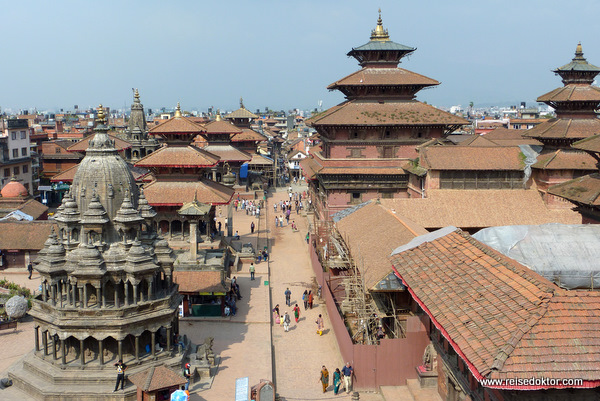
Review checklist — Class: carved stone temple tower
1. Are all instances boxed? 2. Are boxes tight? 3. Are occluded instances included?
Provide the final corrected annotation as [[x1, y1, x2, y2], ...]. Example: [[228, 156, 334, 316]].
[[9, 106, 186, 401]]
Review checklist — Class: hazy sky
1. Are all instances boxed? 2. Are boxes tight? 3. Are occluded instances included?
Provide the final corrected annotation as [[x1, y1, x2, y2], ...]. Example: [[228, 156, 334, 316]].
[[2, 0, 599, 113]]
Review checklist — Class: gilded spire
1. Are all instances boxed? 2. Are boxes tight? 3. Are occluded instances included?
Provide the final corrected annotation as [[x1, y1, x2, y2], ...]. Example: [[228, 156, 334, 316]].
[[574, 42, 584, 60], [96, 104, 107, 125], [215, 109, 222, 121], [370, 8, 389, 41], [174, 102, 182, 118]]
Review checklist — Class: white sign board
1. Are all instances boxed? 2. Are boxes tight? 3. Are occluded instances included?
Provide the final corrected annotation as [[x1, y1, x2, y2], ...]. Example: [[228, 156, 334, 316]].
[[235, 377, 249, 401]]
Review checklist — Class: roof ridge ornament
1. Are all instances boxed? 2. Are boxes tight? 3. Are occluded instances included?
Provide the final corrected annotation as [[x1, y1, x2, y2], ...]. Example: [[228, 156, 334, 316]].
[[370, 8, 389, 41], [574, 42, 584, 60], [133, 88, 140, 103], [174, 102, 182, 118]]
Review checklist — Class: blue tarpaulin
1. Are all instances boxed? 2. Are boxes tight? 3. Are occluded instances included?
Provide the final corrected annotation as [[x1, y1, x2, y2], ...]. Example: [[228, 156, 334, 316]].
[[240, 163, 249, 178]]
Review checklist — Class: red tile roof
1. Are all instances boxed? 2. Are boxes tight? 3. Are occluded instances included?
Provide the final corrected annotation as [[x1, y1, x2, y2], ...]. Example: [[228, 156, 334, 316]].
[[0, 220, 58, 250], [548, 172, 600, 206], [389, 228, 600, 388], [532, 149, 597, 170], [524, 118, 600, 140], [420, 146, 525, 170], [203, 120, 243, 135], [336, 202, 427, 290], [247, 153, 273, 166], [134, 145, 219, 168], [380, 190, 580, 229], [327, 67, 439, 89], [173, 270, 227, 293], [309, 100, 468, 127], [148, 117, 205, 134], [231, 128, 266, 142], [537, 84, 600, 102], [572, 134, 600, 153], [143, 179, 234, 206], [129, 365, 187, 392], [202, 145, 252, 162]]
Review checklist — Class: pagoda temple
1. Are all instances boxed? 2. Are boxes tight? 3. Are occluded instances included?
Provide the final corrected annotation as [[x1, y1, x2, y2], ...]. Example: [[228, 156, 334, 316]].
[[301, 11, 468, 218], [9, 106, 186, 400], [525, 43, 600, 207], [121, 89, 160, 161], [137, 104, 234, 241]]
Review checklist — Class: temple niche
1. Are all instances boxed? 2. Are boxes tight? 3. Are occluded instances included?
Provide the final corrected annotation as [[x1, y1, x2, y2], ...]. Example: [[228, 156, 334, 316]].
[[8, 106, 187, 401]]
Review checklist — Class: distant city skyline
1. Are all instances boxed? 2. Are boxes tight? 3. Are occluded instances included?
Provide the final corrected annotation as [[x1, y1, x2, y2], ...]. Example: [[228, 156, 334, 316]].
[[1, 0, 599, 113]]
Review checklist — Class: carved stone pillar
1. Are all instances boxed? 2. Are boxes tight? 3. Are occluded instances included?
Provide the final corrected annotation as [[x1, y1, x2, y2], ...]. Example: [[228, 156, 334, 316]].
[[99, 338, 104, 365], [34, 326, 39, 352], [151, 331, 156, 358], [190, 220, 198, 260], [135, 336, 140, 361], [42, 330, 48, 357], [114, 283, 119, 308], [53, 335, 58, 360], [61, 339, 66, 366], [166, 327, 172, 352], [118, 340, 123, 363], [80, 339, 85, 366], [96, 286, 101, 308]]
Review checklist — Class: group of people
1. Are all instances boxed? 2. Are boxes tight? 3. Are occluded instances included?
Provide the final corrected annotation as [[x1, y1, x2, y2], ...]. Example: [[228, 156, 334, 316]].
[[236, 198, 263, 217], [224, 276, 242, 316], [319, 362, 354, 395]]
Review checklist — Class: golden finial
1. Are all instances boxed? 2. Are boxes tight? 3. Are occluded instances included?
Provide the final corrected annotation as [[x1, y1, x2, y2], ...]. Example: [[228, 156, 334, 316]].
[[96, 104, 106, 124], [370, 8, 389, 41], [174, 102, 182, 118], [215, 109, 222, 121], [575, 42, 584, 59]]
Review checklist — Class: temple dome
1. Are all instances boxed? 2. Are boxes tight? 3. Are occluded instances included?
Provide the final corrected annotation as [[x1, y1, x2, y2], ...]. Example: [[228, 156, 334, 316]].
[[71, 105, 138, 221], [1, 177, 28, 198]]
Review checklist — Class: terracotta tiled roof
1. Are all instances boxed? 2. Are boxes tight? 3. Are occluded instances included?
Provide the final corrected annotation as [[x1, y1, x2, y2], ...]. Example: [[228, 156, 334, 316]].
[[572, 134, 600, 153], [299, 156, 322, 180], [129, 365, 187, 392], [173, 270, 227, 293], [537, 85, 600, 102], [247, 153, 273, 166], [0, 220, 58, 250], [148, 117, 205, 134], [203, 120, 243, 135], [389, 228, 600, 387], [225, 108, 258, 119], [231, 128, 265, 142], [532, 149, 597, 170], [420, 146, 525, 170], [134, 145, 219, 168], [202, 145, 252, 162], [0, 198, 48, 220], [460, 133, 542, 147], [309, 100, 469, 127], [485, 127, 544, 142], [327, 67, 439, 89], [67, 133, 132, 152], [336, 201, 427, 290], [143, 180, 234, 206], [523, 118, 600, 140], [548, 172, 600, 206], [380, 190, 580, 229]]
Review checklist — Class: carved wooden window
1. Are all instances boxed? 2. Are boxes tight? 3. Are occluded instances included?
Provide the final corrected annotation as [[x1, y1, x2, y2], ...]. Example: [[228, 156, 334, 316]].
[[382, 146, 395, 158], [349, 148, 363, 158], [350, 192, 362, 204], [380, 191, 394, 199]]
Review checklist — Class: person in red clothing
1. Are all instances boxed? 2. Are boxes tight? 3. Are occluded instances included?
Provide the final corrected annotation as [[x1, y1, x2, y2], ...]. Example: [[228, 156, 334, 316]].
[[293, 304, 300, 323], [308, 290, 314, 309]]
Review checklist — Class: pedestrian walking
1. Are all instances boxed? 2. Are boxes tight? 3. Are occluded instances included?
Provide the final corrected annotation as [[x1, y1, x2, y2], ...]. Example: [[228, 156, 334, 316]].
[[113, 359, 127, 392], [293, 304, 300, 323], [273, 304, 280, 320], [284, 287, 291, 306], [308, 290, 314, 309], [27, 262, 33, 279], [249, 263, 255, 280], [275, 216, 279, 227], [319, 366, 329, 393], [342, 362, 353, 393], [305, 232, 310, 244], [302, 290, 308, 310], [183, 362, 191, 390], [283, 311, 291, 332], [333, 368, 342, 395], [250, 221, 255, 234], [316, 314, 324, 335]]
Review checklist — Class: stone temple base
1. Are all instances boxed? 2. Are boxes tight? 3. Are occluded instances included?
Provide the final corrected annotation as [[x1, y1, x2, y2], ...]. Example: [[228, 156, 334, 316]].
[[9, 349, 188, 401]]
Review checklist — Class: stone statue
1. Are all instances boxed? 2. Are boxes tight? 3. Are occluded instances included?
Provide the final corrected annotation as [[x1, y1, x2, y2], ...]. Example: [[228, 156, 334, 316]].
[[422, 343, 437, 371], [107, 184, 114, 198]]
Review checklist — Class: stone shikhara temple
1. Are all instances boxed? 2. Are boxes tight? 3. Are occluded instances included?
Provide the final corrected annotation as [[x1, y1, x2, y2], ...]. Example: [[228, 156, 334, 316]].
[[9, 106, 186, 400]]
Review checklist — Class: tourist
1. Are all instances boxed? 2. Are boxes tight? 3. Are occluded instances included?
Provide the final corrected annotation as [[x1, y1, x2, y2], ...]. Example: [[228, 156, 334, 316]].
[[274, 203, 277, 212], [284, 287, 291, 306], [333, 368, 342, 395], [234, 231, 240, 240], [250, 221, 255, 234], [249, 263, 255, 280], [183, 362, 191, 390], [342, 362, 353, 393], [318, 366, 329, 393], [113, 359, 127, 392], [273, 304, 280, 320], [316, 314, 324, 335], [27, 262, 33, 279], [305, 232, 310, 244], [218, 221, 222, 234], [302, 290, 308, 310], [308, 290, 314, 309], [293, 303, 300, 323], [283, 311, 291, 332], [280, 216, 284, 227], [275, 216, 279, 227]]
